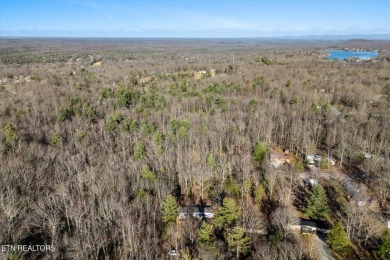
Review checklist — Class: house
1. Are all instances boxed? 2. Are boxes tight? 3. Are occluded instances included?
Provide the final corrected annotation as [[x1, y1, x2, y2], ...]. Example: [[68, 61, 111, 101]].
[[300, 219, 317, 234], [270, 151, 291, 168], [193, 70, 207, 80], [92, 61, 102, 67], [363, 152, 373, 159], [193, 72, 202, 80], [303, 178, 319, 188], [315, 219, 332, 234], [288, 218, 331, 234], [168, 249, 178, 256], [305, 154, 336, 166], [178, 205, 214, 220], [140, 76, 151, 84], [305, 154, 315, 164], [328, 158, 336, 166]]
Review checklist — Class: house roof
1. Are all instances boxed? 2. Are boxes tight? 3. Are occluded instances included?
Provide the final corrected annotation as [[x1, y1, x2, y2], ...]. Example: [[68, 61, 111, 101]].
[[178, 205, 214, 219], [178, 205, 213, 213], [300, 219, 317, 228], [299, 218, 331, 230], [315, 219, 331, 230], [305, 154, 335, 164]]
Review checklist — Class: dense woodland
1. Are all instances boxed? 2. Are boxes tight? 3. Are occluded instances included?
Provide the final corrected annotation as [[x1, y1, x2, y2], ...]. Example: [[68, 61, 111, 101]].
[[0, 38, 389, 259]]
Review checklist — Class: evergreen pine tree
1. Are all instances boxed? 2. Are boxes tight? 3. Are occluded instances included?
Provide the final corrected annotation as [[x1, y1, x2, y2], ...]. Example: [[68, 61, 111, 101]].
[[253, 142, 267, 166], [224, 175, 240, 197], [214, 198, 241, 228], [206, 153, 216, 169], [133, 141, 146, 160], [197, 222, 215, 248], [162, 195, 178, 227], [319, 154, 331, 169], [327, 222, 350, 253], [304, 184, 328, 218], [225, 226, 251, 258], [141, 165, 157, 183], [374, 231, 390, 260], [255, 185, 265, 205], [4, 123, 18, 145]]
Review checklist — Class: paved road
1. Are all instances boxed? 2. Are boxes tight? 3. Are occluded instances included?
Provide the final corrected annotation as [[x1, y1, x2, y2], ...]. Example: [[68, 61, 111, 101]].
[[314, 235, 333, 260]]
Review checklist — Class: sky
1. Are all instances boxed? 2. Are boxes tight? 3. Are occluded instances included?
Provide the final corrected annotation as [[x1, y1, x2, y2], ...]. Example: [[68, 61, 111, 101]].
[[1, 0, 389, 38]]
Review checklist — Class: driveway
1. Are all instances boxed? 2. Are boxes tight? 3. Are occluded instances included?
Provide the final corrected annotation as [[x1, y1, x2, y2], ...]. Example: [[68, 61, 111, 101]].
[[299, 166, 372, 206], [299, 165, 345, 181], [313, 235, 333, 260]]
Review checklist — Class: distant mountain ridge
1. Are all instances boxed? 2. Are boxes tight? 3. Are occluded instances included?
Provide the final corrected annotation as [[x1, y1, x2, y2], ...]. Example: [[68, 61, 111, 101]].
[[1, 29, 390, 40], [273, 34, 390, 40]]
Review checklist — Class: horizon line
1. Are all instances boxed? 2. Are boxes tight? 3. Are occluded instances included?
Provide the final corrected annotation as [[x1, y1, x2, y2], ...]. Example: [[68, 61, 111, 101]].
[[1, 34, 390, 40]]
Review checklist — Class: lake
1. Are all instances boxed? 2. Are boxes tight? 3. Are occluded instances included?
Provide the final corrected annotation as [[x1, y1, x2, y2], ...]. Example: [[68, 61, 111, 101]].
[[327, 50, 379, 60]]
